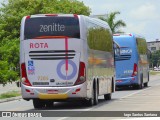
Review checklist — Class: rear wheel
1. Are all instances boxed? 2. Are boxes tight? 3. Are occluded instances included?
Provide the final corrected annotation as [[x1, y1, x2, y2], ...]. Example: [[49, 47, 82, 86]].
[[138, 74, 143, 89], [33, 99, 45, 109], [144, 73, 149, 87], [104, 81, 113, 100], [112, 79, 115, 92], [144, 82, 148, 87], [94, 81, 98, 105], [87, 88, 94, 106], [148, 72, 150, 82], [45, 101, 54, 108], [87, 81, 98, 106], [104, 93, 111, 100], [138, 83, 143, 89]]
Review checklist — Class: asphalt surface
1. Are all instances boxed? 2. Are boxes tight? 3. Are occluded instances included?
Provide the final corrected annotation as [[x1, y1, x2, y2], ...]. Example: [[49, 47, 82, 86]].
[[0, 74, 160, 120]]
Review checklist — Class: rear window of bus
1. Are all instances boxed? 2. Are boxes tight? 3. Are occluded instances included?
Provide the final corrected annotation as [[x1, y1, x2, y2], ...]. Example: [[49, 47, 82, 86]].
[[24, 16, 80, 40]]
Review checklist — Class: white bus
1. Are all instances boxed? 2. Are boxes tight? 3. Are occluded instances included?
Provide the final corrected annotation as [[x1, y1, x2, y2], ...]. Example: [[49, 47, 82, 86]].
[[20, 14, 115, 109]]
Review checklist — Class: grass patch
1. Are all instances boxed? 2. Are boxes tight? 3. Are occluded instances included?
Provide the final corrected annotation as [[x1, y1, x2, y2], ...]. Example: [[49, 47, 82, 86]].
[[0, 91, 21, 99], [150, 71, 160, 75]]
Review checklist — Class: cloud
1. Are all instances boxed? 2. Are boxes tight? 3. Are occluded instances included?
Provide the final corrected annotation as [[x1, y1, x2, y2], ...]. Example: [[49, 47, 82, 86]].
[[130, 3, 159, 21], [122, 22, 146, 36], [79, 0, 160, 41], [80, 0, 124, 15]]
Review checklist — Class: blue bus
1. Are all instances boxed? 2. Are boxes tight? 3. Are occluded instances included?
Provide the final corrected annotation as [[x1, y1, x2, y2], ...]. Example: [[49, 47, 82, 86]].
[[113, 33, 149, 89]]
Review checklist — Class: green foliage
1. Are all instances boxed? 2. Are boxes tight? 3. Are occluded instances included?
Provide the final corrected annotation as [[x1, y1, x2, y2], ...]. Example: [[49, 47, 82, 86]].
[[150, 50, 160, 67], [0, 0, 91, 84], [0, 91, 20, 99], [99, 11, 126, 33], [150, 71, 160, 75]]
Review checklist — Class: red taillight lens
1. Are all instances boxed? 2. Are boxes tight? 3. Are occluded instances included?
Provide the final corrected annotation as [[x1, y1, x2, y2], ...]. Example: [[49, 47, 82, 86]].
[[132, 63, 138, 77], [113, 34, 120, 36], [116, 80, 122, 83], [26, 16, 30, 19], [74, 14, 78, 19], [21, 63, 32, 86], [74, 62, 86, 85]]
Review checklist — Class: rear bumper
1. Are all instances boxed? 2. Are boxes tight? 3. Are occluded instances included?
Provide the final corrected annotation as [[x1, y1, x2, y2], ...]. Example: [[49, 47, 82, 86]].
[[21, 82, 87, 100], [116, 76, 138, 86]]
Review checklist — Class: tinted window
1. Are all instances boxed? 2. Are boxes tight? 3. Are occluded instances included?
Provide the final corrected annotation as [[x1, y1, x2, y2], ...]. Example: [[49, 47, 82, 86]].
[[87, 22, 113, 52], [136, 37, 147, 54], [24, 16, 80, 39]]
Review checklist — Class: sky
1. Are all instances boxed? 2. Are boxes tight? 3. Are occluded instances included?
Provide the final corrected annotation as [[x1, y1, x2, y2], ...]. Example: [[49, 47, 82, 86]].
[[78, 0, 160, 42], [0, 0, 160, 42]]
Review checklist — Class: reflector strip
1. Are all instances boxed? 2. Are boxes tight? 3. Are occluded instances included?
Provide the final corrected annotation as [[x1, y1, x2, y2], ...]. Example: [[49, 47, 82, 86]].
[[25, 89, 30, 92]]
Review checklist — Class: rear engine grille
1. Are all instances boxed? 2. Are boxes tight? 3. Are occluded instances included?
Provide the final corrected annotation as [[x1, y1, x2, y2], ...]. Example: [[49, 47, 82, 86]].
[[29, 50, 75, 60]]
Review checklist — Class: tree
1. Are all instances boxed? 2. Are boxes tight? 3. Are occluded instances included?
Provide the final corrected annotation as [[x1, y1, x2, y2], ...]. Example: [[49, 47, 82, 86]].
[[0, 0, 91, 84], [149, 50, 160, 68], [99, 11, 126, 33]]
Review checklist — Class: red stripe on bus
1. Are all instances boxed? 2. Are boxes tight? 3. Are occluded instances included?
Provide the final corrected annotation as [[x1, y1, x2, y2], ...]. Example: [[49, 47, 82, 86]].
[[33, 36, 71, 39], [65, 37, 68, 72]]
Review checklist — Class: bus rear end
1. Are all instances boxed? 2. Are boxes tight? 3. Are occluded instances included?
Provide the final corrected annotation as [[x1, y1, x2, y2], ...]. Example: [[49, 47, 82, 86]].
[[20, 14, 86, 108], [113, 34, 138, 88]]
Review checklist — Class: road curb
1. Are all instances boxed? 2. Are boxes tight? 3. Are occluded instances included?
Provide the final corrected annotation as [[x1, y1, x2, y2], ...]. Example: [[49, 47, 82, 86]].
[[0, 96, 22, 103]]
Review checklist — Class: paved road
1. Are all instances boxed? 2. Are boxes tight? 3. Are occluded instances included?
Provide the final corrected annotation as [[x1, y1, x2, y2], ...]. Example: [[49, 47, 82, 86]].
[[0, 75, 159, 119]]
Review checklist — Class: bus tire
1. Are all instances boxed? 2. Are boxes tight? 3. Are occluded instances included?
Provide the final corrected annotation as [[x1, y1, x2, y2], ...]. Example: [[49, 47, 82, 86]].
[[33, 99, 45, 109], [144, 73, 149, 87], [93, 80, 98, 105], [112, 79, 114, 92], [138, 74, 143, 89], [144, 82, 148, 87], [87, 81, 98, 106], [148, 72, 150, 82], [104, 93, 111, 100], [45, 101, 54, 108], [88, 89, 94, 106]]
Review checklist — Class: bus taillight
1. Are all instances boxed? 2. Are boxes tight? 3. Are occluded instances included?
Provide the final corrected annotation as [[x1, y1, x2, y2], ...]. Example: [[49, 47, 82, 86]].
[[74, 14, 78, 19], [21, 63, 32, 86], [113, 34, 120, 36], [132, 63, 138, 77], [74, 62, 86, 85], [26, 16, 30, 19]]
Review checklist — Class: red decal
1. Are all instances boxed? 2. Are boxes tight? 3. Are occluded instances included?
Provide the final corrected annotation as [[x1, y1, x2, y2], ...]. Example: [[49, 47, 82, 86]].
[[64, 37, 69, 80], [65, 37, 68, 71], [35, 43, 39, 48], [30, 43, 34, 48], [44, 43, 48, 48], [30, 43, 48, 48]]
